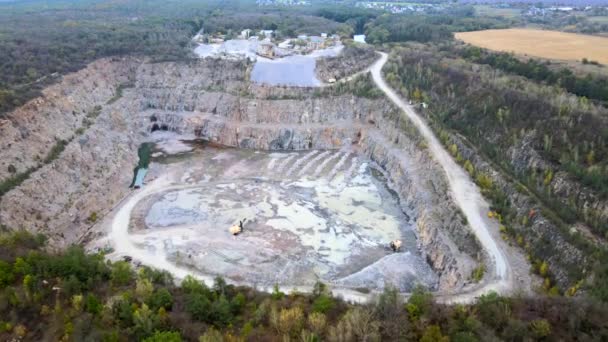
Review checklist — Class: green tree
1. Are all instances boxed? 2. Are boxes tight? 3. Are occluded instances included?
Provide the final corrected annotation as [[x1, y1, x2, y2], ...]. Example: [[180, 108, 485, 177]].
[[186, 293, 212, 321], [13, 257, 31, 275], [366, 27, 390, 44], [22, 274, 35, 295], [147, 288, 174, 311], [421, 325, 448, 342], [111, 261, 133, 287], [476, 292, 511, 329], [136, 277, 154, 301], [85, 293, 102, 315], [0, 260, 14, 287], [406, 286, 432, 321], [182, 276, 210, 296], [211, 295, 233, 326], [313, 294, 335, 314], [133, 304, 157, 338]]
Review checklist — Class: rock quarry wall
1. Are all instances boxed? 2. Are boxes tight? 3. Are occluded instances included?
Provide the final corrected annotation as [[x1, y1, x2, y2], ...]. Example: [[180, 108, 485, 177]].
[[446, 133, 586, 289], [0, 57, 482, 290], [0, 57, 140, 183]]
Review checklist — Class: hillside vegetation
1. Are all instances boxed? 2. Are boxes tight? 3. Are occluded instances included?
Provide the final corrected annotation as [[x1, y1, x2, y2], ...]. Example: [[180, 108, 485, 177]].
[[0, 231, 607, 341], [0, 0, 349, 117], [383, 41, 608, 296]]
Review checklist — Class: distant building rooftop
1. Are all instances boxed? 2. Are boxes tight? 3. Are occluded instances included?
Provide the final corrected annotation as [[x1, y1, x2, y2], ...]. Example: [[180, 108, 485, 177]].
[[133, 168, 148, 189], [354, 35, 366, 44], [310, 36, 324, 43]]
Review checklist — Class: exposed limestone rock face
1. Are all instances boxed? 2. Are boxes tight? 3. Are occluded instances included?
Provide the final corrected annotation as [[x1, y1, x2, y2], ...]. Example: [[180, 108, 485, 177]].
[[448, 133, 586, 289], [359, 118, 480, 290], [0, 57, 140, 183], [508, 134, 607, 233], [0, 57, 483, 291], [316, 45, 377, 82], [140, 94, 381, 150], [0, 92, 142, 247], [136, 59, 250, 112]]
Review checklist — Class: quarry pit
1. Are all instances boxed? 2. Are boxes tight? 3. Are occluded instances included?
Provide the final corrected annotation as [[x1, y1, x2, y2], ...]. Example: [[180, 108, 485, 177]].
[[116, 144, 438, 292], [0, 50, 534, 301]]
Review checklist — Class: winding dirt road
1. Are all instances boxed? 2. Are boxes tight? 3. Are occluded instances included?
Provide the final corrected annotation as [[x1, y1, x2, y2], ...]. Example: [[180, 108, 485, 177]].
[[370, 52, 514, 303]]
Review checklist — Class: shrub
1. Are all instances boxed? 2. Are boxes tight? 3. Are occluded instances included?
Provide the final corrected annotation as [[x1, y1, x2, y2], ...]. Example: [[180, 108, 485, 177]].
[[312, 294, 335, 313], [471, 265, 485, 282], [87, 212, 98, 223], [530, 319, 551, 338], [85, 294, 102, 315], [111, 261, 133, 287], [308, 312, 327, 336], [475, 173, 493, 190], [421, 325, 448, 342], [278, 306, 304, 336]]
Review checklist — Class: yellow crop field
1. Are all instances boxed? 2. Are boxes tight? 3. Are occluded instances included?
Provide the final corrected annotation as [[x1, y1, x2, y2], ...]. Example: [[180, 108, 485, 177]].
[[455, 28, 608, 64]]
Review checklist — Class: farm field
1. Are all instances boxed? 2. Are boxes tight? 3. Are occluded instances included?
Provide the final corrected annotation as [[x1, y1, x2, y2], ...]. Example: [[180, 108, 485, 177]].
[[474, 5, 521, 18], [455, 28, 608, 64], [588, 16, 608, 24]]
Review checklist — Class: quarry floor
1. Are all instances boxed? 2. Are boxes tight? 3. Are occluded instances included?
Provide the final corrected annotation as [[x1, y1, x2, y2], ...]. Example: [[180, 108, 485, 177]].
[[96, 143, 438, 294]]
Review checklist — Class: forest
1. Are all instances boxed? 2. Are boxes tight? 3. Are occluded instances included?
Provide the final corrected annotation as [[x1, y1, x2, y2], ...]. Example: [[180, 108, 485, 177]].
[[383, 42, 608, 301], [457, 46, 608, 103], [0, 0, 351, 116], [0, 230, 607, 341], [384, 43, 608, 234], [364, 13, 510, 44], [0, 0, 520, 117]]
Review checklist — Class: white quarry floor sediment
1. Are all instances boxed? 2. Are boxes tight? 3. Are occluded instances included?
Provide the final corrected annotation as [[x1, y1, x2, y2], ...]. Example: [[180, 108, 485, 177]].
[[105, 147, 437, 294]]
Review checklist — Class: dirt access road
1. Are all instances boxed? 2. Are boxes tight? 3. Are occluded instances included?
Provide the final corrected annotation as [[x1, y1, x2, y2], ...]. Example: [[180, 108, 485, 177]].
[[370, 52, 524, 303]]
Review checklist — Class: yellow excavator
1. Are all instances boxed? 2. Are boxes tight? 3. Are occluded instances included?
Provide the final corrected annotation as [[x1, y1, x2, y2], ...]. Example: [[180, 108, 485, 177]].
[[229, 219, 246, 236], [389, 239, 402, 252]]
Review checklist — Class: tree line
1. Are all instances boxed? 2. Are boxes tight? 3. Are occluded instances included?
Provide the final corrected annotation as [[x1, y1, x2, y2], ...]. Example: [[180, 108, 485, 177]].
[[459, 46, 608, 103], [363, 11, 511, 44], [0, 230, 607, 341]]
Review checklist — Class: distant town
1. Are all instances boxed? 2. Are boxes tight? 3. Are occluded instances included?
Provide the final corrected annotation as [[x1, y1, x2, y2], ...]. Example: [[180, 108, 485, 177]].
[[193, 28, 347, 60]]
